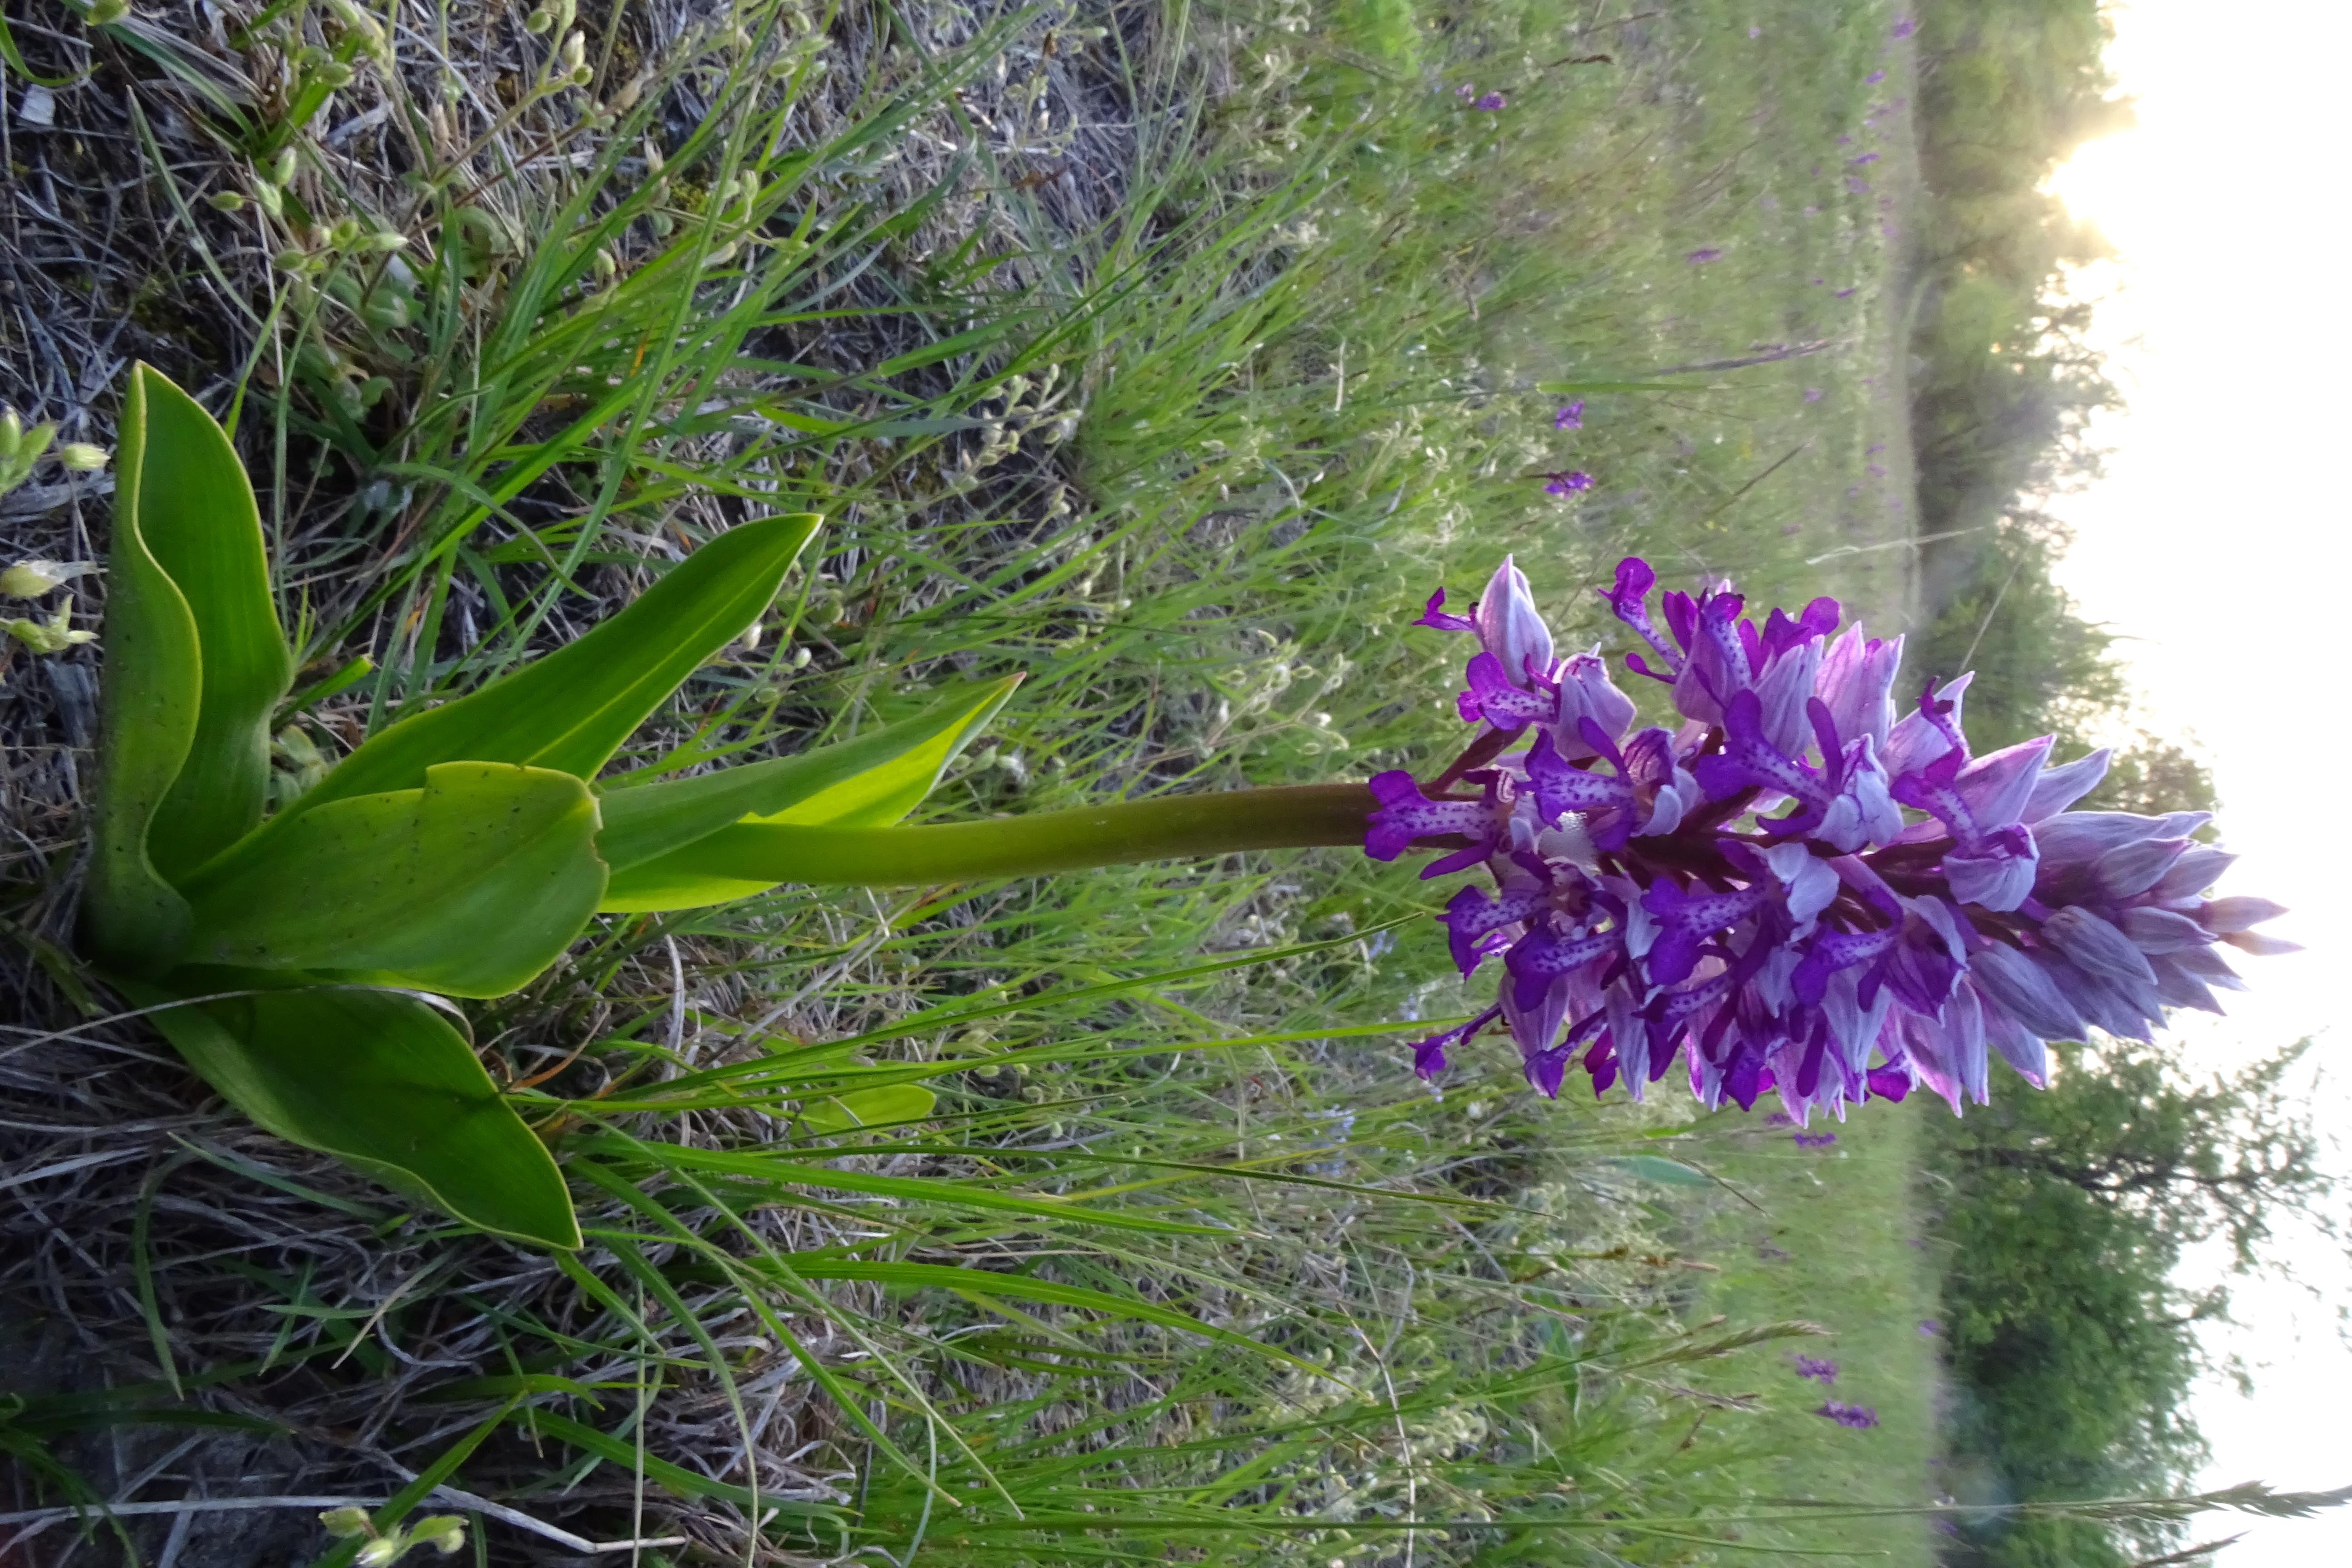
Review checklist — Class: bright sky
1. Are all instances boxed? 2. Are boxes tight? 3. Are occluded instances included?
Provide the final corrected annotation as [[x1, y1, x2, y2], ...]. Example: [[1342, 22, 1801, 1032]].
[[2039, 0, 2352, 1560]]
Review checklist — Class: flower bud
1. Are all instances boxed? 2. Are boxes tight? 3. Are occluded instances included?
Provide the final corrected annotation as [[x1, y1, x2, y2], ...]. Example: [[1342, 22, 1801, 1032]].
[[314, 59, 355, 88], [559, 30, 585, 73], [85, 0, 130, 24], [524, 7, 552, 32], [208, 190, 247, 212], [354, 1535, 401, 1568], [5, 597, 99, 654], [411, 1516, 468, 1555], [253, 182, 284, 219], [57, 443, 108, 471], [317, 1507, 374, 1539], [272, 147, 299, 186]]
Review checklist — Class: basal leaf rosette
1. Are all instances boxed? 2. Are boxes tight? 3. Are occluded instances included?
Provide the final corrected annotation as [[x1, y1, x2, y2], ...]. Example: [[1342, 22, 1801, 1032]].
[[83, 367, 1012, 1247]]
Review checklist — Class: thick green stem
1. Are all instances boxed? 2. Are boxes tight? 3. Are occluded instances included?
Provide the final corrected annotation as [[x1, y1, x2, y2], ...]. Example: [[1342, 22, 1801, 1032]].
[[663, 783, 1377, 887]]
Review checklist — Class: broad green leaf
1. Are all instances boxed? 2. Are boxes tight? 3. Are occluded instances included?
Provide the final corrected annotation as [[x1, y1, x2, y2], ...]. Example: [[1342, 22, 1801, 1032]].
[[597, 672, 1019, 912], [130, 366, 294, 882], [176, 762, 606, 998], [228, 513, 820, 859], [798, 1083, 936, 1135], [755, 671, 1020, 829], [135, 976, 581, 1249], [82, 369, 201, 974]]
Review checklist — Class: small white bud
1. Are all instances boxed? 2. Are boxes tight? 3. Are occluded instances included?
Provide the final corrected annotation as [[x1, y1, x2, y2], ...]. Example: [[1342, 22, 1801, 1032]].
[[56, 443, 108, 471]]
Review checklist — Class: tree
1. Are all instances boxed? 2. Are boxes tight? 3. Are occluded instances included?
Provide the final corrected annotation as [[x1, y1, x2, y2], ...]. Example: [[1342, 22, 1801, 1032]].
[[1926, 1043, 2336, 1567]]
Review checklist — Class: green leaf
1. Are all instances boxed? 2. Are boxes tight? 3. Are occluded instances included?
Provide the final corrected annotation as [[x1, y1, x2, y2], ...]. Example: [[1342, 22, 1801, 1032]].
[[135, 977, 581, 1249], [234, 514, 820, 854], [1602, 1155, 1717, 1187], [131, 366, 294, 883], [175, 762, 606, 998], [597, 672, 1019, 912], [83, 369, 202, 973], [798, 1083, 937, 1135]]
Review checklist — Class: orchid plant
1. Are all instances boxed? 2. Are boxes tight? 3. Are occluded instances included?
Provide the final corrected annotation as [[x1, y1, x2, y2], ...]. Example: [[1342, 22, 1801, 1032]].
[[86, 363, 2283, 1251]]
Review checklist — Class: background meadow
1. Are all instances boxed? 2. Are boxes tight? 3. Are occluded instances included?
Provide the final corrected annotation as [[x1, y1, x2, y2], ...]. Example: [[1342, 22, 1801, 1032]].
[[0, 0, 2271, 1564]]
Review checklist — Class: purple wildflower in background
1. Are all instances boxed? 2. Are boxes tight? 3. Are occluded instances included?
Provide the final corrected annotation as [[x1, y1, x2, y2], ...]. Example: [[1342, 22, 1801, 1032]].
[[1866, 69, 1886, 84], [1814, 1401, 1880, 1430], [1687, 247, 1724, 264], [1749, 25, 1762, 39], [1851, 152, 1880, 165], [1892, 16, 1916, 39], [1555, 400, 1586, 431], [1835, 286, 1858, 298], [1803, 388, 1824, 402], [1369, 552, 2290, 1120], [1918, 1319, 1944, 1338], [1793, 1131, 1838, 1148], [1473, 92, 1507, 111], [1846, 175, 1871, 194], [1764, 1111, 1795, 1127], [1544, 470, 1595, 495], [1791, 1355, 1839, 1384]]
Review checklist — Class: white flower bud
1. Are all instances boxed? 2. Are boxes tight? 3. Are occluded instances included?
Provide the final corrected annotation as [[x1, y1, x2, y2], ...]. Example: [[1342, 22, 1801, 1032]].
[[57, 443, 108, 471]]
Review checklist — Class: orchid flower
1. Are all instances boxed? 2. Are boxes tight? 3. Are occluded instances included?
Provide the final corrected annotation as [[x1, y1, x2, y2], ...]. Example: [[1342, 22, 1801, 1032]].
[[1367, 556, 2288, 1121]]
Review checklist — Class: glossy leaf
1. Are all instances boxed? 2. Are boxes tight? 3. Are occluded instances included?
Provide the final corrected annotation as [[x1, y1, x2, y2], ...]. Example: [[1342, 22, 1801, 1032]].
[[82, 368, 202, 974], [176, 762, 606, 998], [235, 513, 821, 852], [137, 976, 581, 1249], [798, 1083, 937, 1135], [598, 672, 1019, 912], [130, 366, 294, 882]]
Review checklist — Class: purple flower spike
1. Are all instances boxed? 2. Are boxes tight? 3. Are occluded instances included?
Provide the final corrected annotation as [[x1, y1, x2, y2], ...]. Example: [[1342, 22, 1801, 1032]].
[[1379, 554, 2283, 1123], [1866, 69, 1886, 83], [1544, 470, 1594, 495], [1791, 1355, 1839, 1384], [1687, 247, 1724, 264], [1554, 400, 1585, 430], [1472, 91, 1507, 111]]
